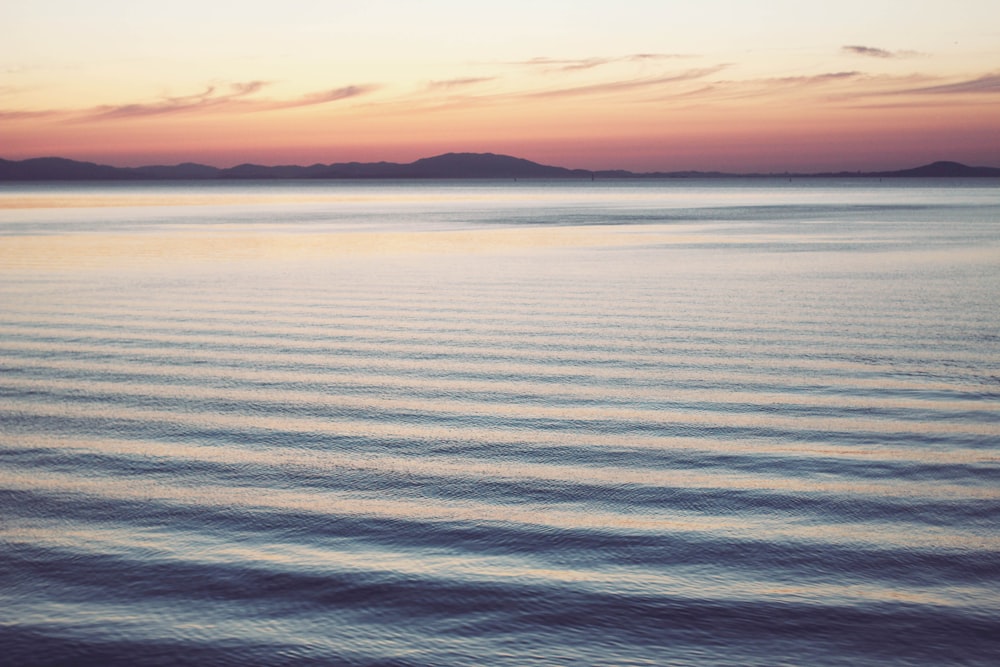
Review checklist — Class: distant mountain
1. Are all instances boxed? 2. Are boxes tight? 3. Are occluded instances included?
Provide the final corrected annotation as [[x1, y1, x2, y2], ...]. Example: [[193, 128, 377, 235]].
[[1, 153, 998, 181], [0, 152, 589, 180], [871, 161, 1000, 178], [399, 153, 590, 178], [0, 157, 124, 180]]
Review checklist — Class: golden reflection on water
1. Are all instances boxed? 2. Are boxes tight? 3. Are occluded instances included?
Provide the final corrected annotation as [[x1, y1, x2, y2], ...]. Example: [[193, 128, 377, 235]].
[[0, 184, 721, 271], [0, 225, 714, 271], [0, 189, 554, 210]]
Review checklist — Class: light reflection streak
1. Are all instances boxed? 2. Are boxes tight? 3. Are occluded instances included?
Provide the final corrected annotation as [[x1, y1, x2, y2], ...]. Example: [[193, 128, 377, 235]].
[[5, 404, 998, 502], [3, 373, 998, 445], [0, 354, 991, 416], [2, 388, 992, 468], [3, 372, 997, 452], [2, 181, 998, 663], [7, 517, 997, 614], [4, 469, 999, 554], [0, 226, 723, 272], [1, 320, 992, 367], [1, 336, 994, 407]]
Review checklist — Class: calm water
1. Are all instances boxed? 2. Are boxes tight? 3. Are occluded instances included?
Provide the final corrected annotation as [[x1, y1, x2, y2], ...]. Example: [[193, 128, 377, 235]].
[[1, 179, 998, 666]]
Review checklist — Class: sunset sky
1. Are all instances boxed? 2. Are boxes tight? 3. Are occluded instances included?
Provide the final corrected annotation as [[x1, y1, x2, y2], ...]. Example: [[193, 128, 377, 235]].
[[2, 0, 999, 172]]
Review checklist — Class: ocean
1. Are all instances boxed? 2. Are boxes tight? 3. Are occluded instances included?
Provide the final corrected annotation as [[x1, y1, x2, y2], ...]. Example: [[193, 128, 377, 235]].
[[1, 178, 998, 666]]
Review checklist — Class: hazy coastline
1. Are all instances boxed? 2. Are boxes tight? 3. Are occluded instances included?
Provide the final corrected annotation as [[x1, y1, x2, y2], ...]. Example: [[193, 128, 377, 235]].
[[3, 152, 1000, 181]]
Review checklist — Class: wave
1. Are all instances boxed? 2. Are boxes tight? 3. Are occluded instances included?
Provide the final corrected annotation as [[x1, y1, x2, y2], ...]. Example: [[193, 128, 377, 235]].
[[1, 180, 998, 665]]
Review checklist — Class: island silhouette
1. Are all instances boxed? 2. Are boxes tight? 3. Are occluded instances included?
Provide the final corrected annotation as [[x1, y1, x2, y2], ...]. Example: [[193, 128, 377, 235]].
[[1, 152, 998, 181]]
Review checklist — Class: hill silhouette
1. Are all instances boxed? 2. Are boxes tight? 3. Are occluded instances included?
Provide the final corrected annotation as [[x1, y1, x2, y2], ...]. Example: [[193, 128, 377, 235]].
[[1, 152, 998, 181], [873, 161, 1000, 178]]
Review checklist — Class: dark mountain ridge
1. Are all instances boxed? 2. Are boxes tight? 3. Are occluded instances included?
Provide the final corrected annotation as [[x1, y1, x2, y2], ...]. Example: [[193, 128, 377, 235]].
[[875, 160, 1000, 178], [1, 152, 998, 181]]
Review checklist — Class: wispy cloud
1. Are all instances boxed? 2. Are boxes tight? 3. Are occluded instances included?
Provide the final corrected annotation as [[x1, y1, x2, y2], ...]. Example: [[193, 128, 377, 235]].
[[521, 66, 727, 99], [367, 63, 728, 117], [771, 71, 863, 85], [838, 72, 1000, 106], [426, 77, 497, 91], [627, 53, 689, 61], [896, 73, 1000, 95], [746, 71, 864, 97], [513, 57, 615, 72], [843, 45, 893, 58], [86, 81, 269, 120], [265, 85, 377, 109], [842, 45, 924, 59], [78, 81, 376, 121], [0, 109, 63, 120], [660, 71, 864, 104], [513, 53, 693, 72]]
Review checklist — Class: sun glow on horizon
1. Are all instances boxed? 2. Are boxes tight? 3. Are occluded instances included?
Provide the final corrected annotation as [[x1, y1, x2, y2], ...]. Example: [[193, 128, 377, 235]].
[[2, 0, 998, 172]]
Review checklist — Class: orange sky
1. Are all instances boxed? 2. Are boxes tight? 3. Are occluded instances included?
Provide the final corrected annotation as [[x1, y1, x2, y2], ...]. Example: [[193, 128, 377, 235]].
[[2, 1, 999, 171]]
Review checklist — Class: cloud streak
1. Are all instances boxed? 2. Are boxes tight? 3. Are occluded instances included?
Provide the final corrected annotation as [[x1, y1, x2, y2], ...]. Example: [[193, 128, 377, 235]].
[[896, 73, 1000, 95], [513, 53, 693, 72], [520, 66, 727, 99], [264, 85, 378, 110], [842, 45, 923, 59], [426, 77, 497, 91], [839, 72, 1000, 104], [770, 71, 862, 85], [79, 82, 376, 121], [86, 81, 268, 120], [0, 109, 63, 120], [640, 70, 864, 105]]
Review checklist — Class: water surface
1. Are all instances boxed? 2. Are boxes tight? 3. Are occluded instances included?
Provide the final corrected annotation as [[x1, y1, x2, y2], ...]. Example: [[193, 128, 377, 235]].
[[1, 179, 998, 666]]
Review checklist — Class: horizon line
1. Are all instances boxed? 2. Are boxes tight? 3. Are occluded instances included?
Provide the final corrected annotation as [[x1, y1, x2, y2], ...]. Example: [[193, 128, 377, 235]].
[[2, 152, 999, 177]]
